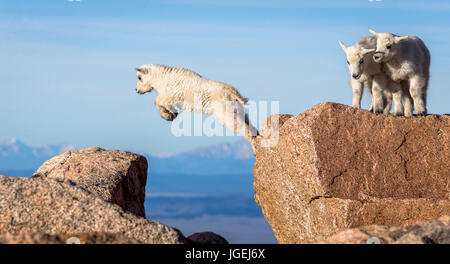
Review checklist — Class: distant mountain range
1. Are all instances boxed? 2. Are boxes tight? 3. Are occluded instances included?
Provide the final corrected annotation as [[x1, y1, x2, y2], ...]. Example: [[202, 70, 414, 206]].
[[147, 140, 254, 176], [0, 137, 255, 195], [0, 138, 75, 172], [0, 138, 254, 177]]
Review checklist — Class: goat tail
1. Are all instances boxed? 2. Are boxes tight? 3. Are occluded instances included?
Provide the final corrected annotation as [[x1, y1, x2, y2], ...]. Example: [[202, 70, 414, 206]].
[[238, 96, 249, 105], [231, 90, 248, 105], [223, 84, 249, 105]]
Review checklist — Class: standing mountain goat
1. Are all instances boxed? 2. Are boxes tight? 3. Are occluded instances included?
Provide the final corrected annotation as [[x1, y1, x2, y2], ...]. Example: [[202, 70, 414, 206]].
[[370, 30, 431, 116], [135, 64, 259, 152], [339, 35, 392, 114]]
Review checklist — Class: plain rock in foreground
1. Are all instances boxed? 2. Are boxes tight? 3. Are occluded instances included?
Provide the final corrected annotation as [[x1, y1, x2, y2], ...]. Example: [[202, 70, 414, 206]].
[[254, 102, 450, 243], [32, 147, 147, 217], [0, 175, 186, 244], [315, 215, 449, 244], [0, 232, 139, 244]]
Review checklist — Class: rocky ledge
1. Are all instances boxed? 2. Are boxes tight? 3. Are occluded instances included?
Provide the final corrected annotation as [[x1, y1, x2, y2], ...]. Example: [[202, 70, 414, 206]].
[[32, 147, 148, 218], [254, 102, 449, 243], [0, 173, 186, 244], [0, 147, 228, 244]]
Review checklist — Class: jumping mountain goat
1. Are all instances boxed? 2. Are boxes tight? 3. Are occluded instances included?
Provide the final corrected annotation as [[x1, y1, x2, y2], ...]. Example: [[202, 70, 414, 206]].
[[135, 64, 259, 153], [339, 35, 392, 114], [370, 30, 431, 116]]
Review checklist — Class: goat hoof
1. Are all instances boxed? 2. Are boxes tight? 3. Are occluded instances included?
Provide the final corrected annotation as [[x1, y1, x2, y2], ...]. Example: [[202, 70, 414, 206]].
[[167, 112, 178, 121], [394, 112, 404, 116], [417, 112, 427, 116]]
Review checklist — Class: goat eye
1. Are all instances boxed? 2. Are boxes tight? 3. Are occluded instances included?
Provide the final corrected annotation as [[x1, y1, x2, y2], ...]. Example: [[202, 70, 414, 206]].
[[346, 60, 349, 65], [386, 45, 392, 50], [138, 76, 142, 81], [359, 59, 364, 64]]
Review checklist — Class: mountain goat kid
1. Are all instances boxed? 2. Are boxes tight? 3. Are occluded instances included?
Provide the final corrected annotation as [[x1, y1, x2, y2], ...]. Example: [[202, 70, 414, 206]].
[[135, 64, 259, 152], [339, 35, 392, 114], [370, 30, 430, 116]]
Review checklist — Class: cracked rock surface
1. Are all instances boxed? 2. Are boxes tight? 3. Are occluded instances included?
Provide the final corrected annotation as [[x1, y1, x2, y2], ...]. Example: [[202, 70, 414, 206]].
[[253, 102, 450, 243]]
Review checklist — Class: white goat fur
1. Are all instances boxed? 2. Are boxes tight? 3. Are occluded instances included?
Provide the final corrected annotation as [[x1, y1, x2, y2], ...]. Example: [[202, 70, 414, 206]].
[[339, 35, 392, 114], [370, 30, 430, 116], [135, 64, 259, 150]]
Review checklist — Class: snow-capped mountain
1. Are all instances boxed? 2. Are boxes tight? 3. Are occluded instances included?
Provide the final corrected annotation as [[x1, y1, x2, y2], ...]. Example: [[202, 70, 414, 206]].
[[0, 138, 254, 175], [171, 140, 253, 160], [0, 138, 75, 170], [147, 140, 254, 175]]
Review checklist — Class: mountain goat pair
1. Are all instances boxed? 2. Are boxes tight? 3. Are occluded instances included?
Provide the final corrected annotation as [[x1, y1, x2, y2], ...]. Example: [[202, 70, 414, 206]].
[[339, 35, 392, 114], [340, 30, 430, 116], [135, 64, 259, 152]]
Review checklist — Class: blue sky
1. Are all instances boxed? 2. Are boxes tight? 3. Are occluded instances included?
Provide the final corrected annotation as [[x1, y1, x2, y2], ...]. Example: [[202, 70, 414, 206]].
[[1, 0, 449, 155]]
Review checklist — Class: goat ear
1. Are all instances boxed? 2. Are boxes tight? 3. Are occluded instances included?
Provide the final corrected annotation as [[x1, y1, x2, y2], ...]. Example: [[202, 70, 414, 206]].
[[135, 68, 148, 74], [369, 29, 378, 36], [395, 36, 408, 43], [338, 41, 347, 52]]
